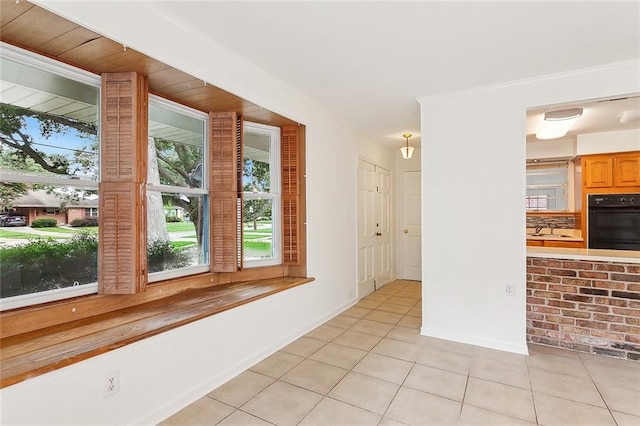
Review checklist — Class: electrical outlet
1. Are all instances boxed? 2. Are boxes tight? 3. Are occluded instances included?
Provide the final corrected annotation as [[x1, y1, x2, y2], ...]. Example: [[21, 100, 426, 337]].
[[505, 283, 515, 297], [104, 370, 120, 398]]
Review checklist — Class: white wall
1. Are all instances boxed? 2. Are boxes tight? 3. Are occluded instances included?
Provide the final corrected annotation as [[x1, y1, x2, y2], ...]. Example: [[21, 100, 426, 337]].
[[526, 138, 576, 160], [418, 60, 640, 354], [0, 2, 389, 425], [577, 128, 640, 155]]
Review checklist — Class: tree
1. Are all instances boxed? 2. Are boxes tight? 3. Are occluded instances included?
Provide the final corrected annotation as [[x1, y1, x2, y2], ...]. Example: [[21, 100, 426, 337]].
[[0, 182, 28, 210], [147, 138, 170, 242], [1, 104, 100, 211], [0, 104, 97, 177], [243, 158, 271, 230], [151, 137, 205, 250]]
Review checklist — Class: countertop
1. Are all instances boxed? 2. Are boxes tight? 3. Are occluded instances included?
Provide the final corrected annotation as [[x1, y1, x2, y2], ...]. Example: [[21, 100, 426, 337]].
[[526, 228, 583, 242], [527, 246, 640, 263]]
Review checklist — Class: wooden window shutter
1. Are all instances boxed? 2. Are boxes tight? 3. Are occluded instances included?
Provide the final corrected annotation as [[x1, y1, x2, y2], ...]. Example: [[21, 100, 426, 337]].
[[99, 72, 148, 294], [236, 115, 244, 270], [210, 112, 238, 272], [281, 125, 301, 265]]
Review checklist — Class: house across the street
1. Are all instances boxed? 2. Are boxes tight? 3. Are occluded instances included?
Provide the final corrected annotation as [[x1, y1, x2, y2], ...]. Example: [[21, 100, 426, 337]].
[[7, 190, 98, 226]]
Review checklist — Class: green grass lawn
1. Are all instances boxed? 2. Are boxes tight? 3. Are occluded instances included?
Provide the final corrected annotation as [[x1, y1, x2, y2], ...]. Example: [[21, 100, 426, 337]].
[[166, 222, 196, 232], [243, 233, 271, 240], [244, 240, 272, 258], [0, 229, 39, 239], [38, 226, 98, 235], [171, 241, 196, 249]]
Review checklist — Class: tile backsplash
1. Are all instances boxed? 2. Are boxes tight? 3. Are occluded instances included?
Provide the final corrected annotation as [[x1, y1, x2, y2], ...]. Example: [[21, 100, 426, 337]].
[[526, 215, 576, 229]]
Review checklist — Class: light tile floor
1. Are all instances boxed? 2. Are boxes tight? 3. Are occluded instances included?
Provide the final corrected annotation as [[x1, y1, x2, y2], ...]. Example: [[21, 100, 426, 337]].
[[160, 280, 640, 426]]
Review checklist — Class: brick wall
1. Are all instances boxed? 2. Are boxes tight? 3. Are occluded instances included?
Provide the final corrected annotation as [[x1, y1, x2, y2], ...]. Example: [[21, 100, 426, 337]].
[[526, 257, 640, 361]]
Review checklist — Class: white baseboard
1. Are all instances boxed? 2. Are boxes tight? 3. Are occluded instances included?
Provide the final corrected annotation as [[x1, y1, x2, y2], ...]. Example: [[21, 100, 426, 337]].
[[420, 326, 529, 355]]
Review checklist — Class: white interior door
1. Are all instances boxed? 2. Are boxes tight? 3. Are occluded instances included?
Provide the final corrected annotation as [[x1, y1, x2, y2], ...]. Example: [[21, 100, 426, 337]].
[[358, 159, 392, 298], [375, 165, 391, 286], [401, 170, 422, 280]]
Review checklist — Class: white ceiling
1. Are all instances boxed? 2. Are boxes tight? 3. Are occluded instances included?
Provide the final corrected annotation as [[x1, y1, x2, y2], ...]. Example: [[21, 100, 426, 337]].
[[151, 1, 640, 148]]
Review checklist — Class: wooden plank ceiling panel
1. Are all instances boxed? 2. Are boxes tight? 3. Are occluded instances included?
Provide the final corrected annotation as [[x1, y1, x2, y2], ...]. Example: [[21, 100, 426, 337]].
[[158, 78, 209, 97], [0, 0, 33, 27], [37, 27, 101, 57], [58, 38, 126, 66], [85, 49, 152, 73], [0, 1, 297, 128], [147, 68, 197, 90], [1, 6, 78, 48], [179, 89, 242, 107]]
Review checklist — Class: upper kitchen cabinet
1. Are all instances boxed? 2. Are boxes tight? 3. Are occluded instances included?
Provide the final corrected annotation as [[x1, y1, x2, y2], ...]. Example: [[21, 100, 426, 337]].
[[614, 154, 640, 186], [583, 156, 613, 188], [582, 151, 640, 190]]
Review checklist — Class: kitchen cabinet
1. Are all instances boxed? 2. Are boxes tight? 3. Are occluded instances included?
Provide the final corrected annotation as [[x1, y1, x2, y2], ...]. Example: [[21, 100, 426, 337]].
[[583, 156, 613, 188], [579, 151, 640, 249], [542, 240, 585, 248], [583, 152, 640, 189], [614, 155, 640, 187], [526, 239, 585, 248]]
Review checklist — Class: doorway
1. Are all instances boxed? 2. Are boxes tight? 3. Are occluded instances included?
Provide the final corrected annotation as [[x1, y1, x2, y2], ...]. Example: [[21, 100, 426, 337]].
[[400, 171, 422, 280], [357, 159, 391, 298]]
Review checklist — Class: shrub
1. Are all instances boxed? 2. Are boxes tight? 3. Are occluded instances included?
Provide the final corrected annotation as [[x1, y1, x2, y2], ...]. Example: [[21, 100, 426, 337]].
[[0, 235, 192, 298], [147, 238, 192, 273], [165, 216, 183, 223], [0, 233, 98, 298], [31, 218, 57, 228], [70, 217, 99, 227]]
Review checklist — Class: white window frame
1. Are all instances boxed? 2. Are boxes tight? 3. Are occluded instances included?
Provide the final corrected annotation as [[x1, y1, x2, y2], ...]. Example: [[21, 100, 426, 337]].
[[147, 95, 210, 282], [0, 43, 101, 311], [85, 207, 98, 218], [242, 122, 281, 267], [525, 161, 570, 212]]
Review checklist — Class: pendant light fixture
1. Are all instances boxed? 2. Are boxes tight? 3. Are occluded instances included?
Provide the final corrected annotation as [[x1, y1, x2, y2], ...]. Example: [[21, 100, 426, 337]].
[[400, 133, 414, 159]]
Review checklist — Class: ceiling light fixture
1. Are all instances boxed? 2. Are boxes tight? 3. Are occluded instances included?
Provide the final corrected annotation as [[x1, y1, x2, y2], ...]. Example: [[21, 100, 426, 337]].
[[400, 133, 414, 159], [536, 107, 583, 140], [620, 110, 640, 123]]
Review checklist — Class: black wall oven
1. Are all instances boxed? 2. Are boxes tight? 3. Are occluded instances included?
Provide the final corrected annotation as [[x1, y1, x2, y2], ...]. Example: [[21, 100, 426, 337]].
[[588, 193, 640, 251]]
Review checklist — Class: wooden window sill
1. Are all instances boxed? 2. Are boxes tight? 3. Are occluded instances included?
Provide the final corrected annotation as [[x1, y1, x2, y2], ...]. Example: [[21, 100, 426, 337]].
[[0, 276, 313, 389]]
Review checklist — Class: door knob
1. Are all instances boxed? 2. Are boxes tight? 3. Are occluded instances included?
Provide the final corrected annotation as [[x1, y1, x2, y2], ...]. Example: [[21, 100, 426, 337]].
[[375, 232, 382, 236], [403, 229, 408, 233]]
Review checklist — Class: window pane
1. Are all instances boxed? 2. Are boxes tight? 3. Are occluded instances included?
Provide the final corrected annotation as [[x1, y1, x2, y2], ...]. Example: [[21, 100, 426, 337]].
[[0, 58, 99, 181], [243, 131, 271, 193], [148, 102, 205, 189], [147, 191, 208, 276], [242, 122, 280, 266], [0, 185, 99, 298], [526, 163, 568, 211], [243, 197, 274, 260]]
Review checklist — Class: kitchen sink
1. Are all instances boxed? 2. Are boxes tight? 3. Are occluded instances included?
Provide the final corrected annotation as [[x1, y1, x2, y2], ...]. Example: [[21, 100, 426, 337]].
[[527, 233, 571, 238]]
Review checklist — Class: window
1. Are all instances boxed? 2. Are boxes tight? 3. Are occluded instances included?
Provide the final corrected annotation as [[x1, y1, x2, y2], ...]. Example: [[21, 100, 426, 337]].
[[243, 122, 281, 266], [0, 43, 305, 314], [147, 96, 209, 282], [526, 162, 569, 211], [0, 44, 100, 310], [85, 207, 98, 218]]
